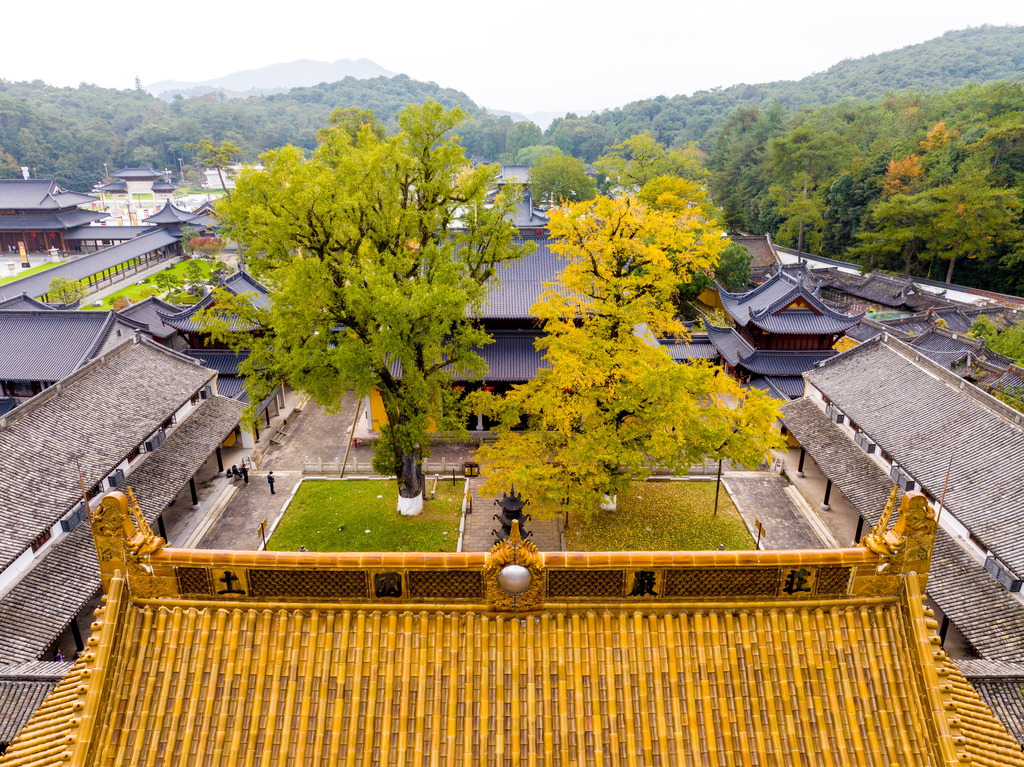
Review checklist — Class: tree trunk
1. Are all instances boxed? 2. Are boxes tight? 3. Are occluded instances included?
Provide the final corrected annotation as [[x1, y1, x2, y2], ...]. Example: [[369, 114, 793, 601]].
[[396, 445, 425, 515], [797, 221, 804, 255], [945, 255, 957, 284], [216, 167, 232, 201]]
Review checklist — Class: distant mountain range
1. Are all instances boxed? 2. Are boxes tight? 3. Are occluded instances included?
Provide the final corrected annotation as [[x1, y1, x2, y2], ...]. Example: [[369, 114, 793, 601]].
[[146, 58, 396, 100]]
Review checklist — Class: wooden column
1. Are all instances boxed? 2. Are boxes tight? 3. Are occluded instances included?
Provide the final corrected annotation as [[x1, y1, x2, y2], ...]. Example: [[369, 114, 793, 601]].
[[821, 478, 833, 512]]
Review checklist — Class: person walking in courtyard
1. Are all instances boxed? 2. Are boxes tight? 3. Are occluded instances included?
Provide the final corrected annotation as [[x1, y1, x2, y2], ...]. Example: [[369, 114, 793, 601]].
[[267, 471, 276, 494]]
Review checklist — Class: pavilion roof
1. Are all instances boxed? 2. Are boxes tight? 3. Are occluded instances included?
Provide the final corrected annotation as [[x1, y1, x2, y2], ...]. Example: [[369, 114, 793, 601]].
[[111, 167, 164, 180], [703, 320, 835, 376], [4, 487, 1023, 766], [717, 270, 862, 335], [95, 180, 127, 193], [804, 335, 1024, 577], [0, 338, 214, 574], [0, 179, 97, 212], [480, 236, 563, 320], [143, 200, 199, 225]]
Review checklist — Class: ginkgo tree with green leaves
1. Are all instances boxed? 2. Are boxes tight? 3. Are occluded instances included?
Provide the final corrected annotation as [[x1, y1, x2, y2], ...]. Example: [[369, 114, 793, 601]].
[[217, 102, 532, 514], [474, 185, 783, 521]]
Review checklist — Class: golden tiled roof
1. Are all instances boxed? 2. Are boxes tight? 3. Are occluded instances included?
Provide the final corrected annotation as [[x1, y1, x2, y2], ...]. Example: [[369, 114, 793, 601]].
[[2, 490, 1022, 766]]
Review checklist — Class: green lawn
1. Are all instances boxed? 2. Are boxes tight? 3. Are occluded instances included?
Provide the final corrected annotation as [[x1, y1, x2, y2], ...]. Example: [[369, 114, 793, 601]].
[[0, 261, 59, 286], [268, 479, 464, 553], [566, 481, 753, 551], [83, 258, 218, 309]]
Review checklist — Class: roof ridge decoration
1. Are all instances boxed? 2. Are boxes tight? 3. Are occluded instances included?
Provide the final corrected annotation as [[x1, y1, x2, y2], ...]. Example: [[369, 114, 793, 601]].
[[91, 490, 168, 598], [484, 520, 543, 614], [858, 490, 937, 582]]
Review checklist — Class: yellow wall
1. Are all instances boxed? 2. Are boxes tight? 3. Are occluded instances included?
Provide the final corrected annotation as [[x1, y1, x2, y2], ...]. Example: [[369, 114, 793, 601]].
[[367, 388, 442, 432], [699, 287, 723, 311], [833, 336, 860, 353], [369, 388, 388, 430]]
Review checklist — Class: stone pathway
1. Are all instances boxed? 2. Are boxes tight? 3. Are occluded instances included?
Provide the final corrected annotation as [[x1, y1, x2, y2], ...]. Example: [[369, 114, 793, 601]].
[[196, 394, 360, 549], [723, 473, 829, 550]]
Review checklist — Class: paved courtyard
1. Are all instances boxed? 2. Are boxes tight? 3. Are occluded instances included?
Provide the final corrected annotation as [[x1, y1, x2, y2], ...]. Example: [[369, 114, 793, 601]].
[[723, 473, 833, 550]]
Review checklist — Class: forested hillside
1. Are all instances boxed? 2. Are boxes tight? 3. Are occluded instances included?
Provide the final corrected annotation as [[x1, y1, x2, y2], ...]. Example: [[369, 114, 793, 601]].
[[527, 25, 1024, 161], [0, 75, 479, 190], [709, 81, 1024, 293]]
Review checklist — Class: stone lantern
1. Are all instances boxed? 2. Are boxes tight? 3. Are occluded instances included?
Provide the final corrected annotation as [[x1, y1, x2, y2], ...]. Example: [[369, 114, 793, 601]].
[[493, 488, 532, 542]]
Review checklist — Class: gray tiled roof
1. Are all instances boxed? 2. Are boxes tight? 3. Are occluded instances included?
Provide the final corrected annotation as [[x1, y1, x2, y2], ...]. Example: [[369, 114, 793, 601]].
[[704, 322, 753, 365], [660, 337, 718, 362], [63, 225, 154, 241], [144, 201, 199, 225], [729, 235, 779, 270], [117, 295, 184, 339], [0, 310, 136, 382], [764, 375, 806, 398], [967, 678, 1024, 747], [159, 269, 270, 332], [0, 339, 214, 571], [0, 209, 106, 231], [0, 229, 178, 299], [781, 396, 1024, 662], [112, 167, 163, 180], [0, 395, 243, 664], [0, 680, 57, 743], [481, 237, 564, 320], [956, 659, 1024, 677], [814, 269, 948, 311], [0, 179, 96, 211], [738, 350, 835, 377], [804, 336, 1024, 577], [747, 377, 788, 401], [183, 348, 247, 375], [475, 334, 548, 382], [718, 271, 862, 335], [0, 294, 53, 312]]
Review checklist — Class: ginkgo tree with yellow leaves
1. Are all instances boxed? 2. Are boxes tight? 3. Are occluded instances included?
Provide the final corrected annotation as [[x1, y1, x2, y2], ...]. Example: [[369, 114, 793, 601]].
[[474, 182, 783, 520]]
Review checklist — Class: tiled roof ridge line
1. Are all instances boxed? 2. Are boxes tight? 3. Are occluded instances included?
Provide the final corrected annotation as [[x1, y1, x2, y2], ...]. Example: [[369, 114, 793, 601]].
[[68, 571, 128, 764], [756, 283, 864, 324], [881, 335, 1024, 431], [0, 335, 205, 432], [900, 574, 965, 764], [147, 545, 881, 570]]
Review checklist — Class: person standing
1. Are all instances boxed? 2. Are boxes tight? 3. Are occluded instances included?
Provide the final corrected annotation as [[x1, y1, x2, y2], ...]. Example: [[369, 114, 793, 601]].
[[267, 471, 276, 495], [240, 464, 249, 485]]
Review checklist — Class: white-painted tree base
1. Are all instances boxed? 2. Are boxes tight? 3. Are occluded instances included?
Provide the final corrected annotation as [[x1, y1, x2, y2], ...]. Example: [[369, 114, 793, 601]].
[[600, 494, 618, 512], [398, 493, 424, 516]]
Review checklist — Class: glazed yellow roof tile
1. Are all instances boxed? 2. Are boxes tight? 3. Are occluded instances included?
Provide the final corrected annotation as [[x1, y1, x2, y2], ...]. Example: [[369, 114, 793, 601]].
[[7, 579, 1022, 766], [4, 490, 1023, 766]]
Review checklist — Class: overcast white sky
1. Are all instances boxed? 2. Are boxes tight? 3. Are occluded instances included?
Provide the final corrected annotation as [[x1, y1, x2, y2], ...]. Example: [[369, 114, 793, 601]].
[[7, 1, 1024, 116]]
